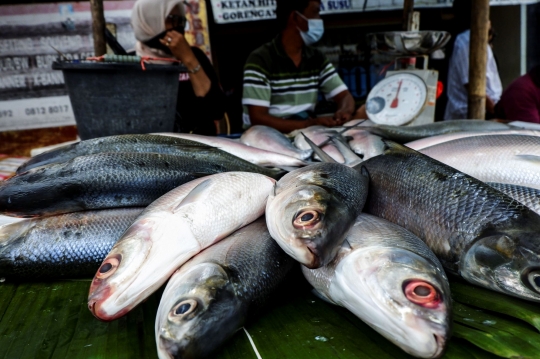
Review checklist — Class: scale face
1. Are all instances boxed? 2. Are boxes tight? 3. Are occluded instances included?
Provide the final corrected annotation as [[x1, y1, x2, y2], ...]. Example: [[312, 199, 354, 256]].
[[366, 72, 428, 126]]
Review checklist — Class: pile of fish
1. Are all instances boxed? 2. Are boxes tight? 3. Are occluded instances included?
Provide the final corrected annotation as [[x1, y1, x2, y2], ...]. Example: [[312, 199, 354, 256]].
[[1, 119, 540, 359]]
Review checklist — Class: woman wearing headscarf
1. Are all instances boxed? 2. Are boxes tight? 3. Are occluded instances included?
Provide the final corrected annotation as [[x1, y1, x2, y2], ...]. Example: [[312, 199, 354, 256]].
[[131, 0, 225, 135]]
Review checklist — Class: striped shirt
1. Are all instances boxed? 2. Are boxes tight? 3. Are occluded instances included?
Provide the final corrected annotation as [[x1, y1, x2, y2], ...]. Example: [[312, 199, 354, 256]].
[[242, 35, 348, 126], [444, 30, 502, 120]]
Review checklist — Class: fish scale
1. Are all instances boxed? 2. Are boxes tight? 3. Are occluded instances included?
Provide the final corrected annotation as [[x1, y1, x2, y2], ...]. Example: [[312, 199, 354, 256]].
[[488, 182, 540, 215], [0, 152, 278, 218], [0, 208, 143, 280], [361, 143, 533, 270]]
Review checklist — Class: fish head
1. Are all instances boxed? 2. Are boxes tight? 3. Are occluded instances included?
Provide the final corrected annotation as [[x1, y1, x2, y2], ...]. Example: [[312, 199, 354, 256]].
[[156, 263, 243, 359], [266, 184, 351, 269], [88, 219, 154, 320], [461, 230, 540, 302], [334, 247, 451, 358]]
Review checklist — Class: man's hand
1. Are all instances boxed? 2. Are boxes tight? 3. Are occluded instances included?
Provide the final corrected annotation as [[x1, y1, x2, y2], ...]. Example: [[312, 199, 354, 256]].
[[333, 109, 352, 123], [314, 116, 345, 127]]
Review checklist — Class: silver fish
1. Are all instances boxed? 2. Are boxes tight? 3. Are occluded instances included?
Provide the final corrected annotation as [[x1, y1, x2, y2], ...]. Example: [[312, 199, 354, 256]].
[[419, 135, 540, 190], [88, 172, 275, 321], [155, 133, 308, 168], [155, 218, 294, 359], [406, 129, 540, 150], [362, 120, 510, 143], [303, 214, 451, 358], [266, 163, 369, 268], [0, 208, 143, 280], [240, 125, 312, 160], [360, 141, 540, 302]]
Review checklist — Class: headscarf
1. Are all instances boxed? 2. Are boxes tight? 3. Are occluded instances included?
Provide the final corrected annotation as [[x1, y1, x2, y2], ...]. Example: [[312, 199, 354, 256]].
[[131, 0, 186, 58]]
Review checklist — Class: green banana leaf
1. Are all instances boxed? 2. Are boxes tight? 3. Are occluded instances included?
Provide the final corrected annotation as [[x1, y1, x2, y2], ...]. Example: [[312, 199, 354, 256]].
[[1, 274, 540, 359]]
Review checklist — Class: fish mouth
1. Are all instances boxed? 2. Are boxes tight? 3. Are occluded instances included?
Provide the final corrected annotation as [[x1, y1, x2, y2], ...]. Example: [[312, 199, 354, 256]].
[[304, 243, 321, 269], [432, 334, 446, 358]]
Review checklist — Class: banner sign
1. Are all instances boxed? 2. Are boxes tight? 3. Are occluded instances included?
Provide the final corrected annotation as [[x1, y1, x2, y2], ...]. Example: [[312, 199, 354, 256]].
[[210, 0, 540, 24], [0, 0, 212, 132]]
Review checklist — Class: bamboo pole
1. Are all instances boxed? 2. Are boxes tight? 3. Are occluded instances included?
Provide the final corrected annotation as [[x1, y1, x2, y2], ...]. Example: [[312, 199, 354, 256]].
[[402, 0, 415, 31], [90, 0, 107, 56], [468, 0, 490, 120]]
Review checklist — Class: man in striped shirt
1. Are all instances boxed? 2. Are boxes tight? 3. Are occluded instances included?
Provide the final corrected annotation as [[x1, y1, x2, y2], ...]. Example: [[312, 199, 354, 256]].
[[242, 0, 355, 132]]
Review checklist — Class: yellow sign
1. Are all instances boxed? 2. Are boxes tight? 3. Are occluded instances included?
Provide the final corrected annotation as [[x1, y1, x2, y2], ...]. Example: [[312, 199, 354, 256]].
[[184, 0, 212, 60]]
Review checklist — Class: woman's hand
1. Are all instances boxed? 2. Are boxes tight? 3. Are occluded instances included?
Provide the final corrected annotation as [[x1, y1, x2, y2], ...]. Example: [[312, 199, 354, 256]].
[[159, 30, 197, 67]]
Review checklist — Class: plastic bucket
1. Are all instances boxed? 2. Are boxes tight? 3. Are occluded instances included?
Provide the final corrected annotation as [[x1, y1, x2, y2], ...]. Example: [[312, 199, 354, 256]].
[[53, 61, 186, 140]]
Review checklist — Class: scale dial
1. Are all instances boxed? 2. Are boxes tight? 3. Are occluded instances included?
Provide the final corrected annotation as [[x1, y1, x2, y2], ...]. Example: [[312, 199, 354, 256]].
[[366, 73, 428, 126]]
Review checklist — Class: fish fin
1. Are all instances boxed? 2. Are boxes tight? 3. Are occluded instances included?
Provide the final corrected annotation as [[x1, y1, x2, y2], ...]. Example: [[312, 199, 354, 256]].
[[516, 154, 540, 164], [311, 289, 335, 304], [275, 166, 299, 172], [173, 179, 213, 212], [338, 119, 367, 135], [330, 135, 362, 166], [381, 139, 417, 154], [302, 133, 337, 163], [272, 182, 277, 197]]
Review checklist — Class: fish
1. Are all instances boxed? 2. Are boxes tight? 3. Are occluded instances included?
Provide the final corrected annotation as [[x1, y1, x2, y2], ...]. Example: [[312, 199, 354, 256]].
[[359, 141, 540, 302], [0, 152, 282, 218], [329, 135, 363, 166], [266, 163, 369, 268], [293, 126, 340, 151], [88, 172, 275, 321], [155, 133, 308, 168], [16, 134, 209, 173], [405, 129, 540, 150], [347, 130, 385, 160], [303, 213, 451, 358], [487, 182, 540, 216], [0, 208, 143, 280], [240, 125, 312, 160], [155, 218, 294, 359], [419, 135, 540, 190], [360, 120, 510, 143]]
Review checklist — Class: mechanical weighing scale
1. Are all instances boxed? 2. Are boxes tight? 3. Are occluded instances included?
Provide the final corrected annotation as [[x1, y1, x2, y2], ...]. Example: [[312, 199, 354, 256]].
[[365, 31, 451, 126]]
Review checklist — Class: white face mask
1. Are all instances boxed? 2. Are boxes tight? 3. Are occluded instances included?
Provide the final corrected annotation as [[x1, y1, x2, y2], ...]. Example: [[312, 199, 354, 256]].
[[296, 11, 324, 46]]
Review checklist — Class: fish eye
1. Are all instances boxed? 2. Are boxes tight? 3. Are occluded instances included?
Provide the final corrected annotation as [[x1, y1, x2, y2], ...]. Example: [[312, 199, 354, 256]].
[[293, 210, 321, 229], [403, 280, 441, 309], [526, 270, 540, 292], [169, 299, 198, 322], [96, 256, 121, 280]]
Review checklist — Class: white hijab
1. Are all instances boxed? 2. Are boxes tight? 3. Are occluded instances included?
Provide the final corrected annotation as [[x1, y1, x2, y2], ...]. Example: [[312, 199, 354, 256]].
[[131, 0, 186, 58]]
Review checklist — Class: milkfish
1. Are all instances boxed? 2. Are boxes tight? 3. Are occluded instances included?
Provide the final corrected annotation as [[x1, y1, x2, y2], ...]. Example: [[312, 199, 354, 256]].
[[419, 135, 540, 190], [303, 214, 451, 358], [16, 134, 209, 173], [0, 152, 282, 218], [240, 125, 312, 160], [361, 120, 509, 143], [266, 163, 369, 268], [0, 208, 143, 280], [155, 218, 294, 359], [360, 141, 540, 302], [88, 172, 275, 321], [488, 182, 540, 216], [405, 129, 540, 150], [156, 133, 308, 168]]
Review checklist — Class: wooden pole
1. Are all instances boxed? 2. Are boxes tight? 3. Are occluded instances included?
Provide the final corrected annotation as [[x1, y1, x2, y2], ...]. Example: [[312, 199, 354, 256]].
[[402, 0, 415, 31], [90, 0, 107, 56], [468, 0, 490, 120]]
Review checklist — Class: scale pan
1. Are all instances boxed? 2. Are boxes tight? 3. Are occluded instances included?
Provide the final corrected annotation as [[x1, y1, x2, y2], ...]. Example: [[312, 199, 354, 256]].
[[367, 31, 451, 56]]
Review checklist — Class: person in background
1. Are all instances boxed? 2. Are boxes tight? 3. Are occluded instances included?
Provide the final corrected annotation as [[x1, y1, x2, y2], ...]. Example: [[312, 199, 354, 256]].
[[131, 0, 225, 135], [495, 65, 540, 123], [242, 0, 356, 133], [444, 0, 502, 120]]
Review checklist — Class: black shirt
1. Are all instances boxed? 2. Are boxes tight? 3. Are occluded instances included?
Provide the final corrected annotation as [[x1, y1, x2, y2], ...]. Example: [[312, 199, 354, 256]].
[[175, 47, 225, 136]]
